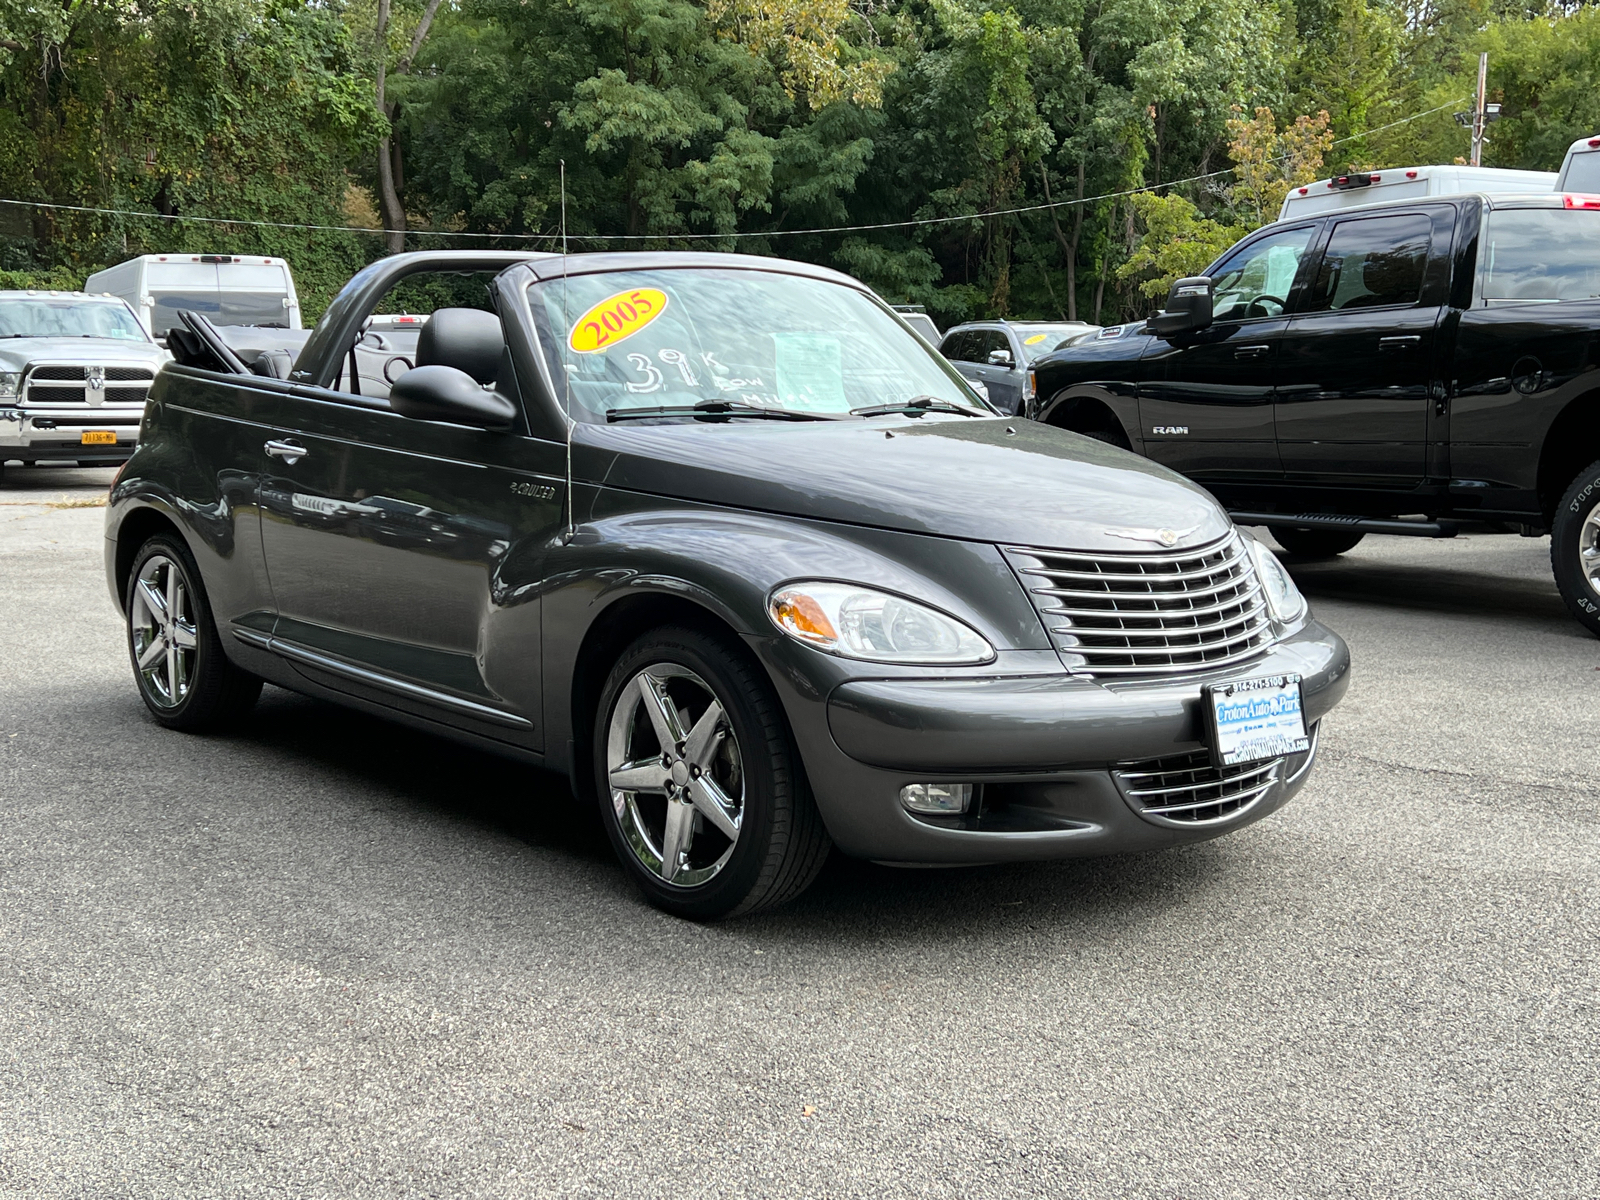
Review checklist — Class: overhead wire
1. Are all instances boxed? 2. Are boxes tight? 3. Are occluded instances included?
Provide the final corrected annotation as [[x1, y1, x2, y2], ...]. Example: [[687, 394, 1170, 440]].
[[0, 97, 1470, 247]]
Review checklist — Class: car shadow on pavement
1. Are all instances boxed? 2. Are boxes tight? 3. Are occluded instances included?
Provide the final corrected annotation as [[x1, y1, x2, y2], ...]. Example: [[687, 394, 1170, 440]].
[[1281, 554, 1576, 626], [218, 686, 1244, 940]]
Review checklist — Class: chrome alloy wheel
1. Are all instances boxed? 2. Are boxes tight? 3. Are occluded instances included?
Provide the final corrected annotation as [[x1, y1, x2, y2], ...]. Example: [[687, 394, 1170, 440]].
[[1582, 496, 1600, 600], [129, 555, 199, 708], [606, 664, 744, 887]]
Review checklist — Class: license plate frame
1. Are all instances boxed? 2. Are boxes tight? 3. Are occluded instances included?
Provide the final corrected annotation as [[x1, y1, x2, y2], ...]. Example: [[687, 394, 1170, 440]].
[[1202, 673, 1310, 766], [80, 430, 118, 445]]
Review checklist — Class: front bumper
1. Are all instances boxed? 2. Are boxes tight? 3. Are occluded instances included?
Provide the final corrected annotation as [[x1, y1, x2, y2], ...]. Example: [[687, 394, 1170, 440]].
[[767, 618, 1349, 863], [0, 406, 142, 462]]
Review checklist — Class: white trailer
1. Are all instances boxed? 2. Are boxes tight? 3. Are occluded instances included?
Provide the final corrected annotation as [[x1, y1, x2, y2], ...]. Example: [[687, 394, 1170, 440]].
[[85, 254, 301, 337], [1278, 165, 1557, 221]]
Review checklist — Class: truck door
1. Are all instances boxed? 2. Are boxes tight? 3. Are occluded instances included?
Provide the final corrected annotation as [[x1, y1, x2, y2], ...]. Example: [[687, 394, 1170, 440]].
[[1138, 222, 1318, 479], [1275, 208, 1452, 484]]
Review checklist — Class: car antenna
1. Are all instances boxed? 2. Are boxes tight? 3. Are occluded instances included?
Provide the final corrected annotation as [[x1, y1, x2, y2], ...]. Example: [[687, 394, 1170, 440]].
[[560, 158, 575, 545]]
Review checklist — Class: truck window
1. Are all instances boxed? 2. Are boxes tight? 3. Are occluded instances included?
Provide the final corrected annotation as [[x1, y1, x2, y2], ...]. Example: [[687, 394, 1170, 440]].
[[150, 291, 288, 335], [1210, 226, 1314, 321], [1303, 214, 1432, 312], [1483, 209, 1600, 302]]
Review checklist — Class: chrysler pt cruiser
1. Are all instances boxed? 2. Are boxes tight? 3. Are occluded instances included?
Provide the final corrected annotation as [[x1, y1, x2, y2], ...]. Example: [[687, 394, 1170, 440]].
[[105, 251, 1350, 919]]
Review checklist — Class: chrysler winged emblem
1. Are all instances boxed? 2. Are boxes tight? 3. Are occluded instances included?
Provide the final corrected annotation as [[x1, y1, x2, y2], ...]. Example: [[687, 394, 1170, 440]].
[[1105, 523, 1199, 548], [85, 367, 106, 407]]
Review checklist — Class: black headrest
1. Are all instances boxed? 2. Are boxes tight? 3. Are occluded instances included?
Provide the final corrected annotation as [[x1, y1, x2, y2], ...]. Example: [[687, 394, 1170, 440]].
[[416, 308, 503, 385]]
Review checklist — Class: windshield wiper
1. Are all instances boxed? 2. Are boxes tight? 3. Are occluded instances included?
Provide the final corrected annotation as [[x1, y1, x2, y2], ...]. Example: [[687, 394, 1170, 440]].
[[607, 398, 837, 423], [850, 394, 989, 418]]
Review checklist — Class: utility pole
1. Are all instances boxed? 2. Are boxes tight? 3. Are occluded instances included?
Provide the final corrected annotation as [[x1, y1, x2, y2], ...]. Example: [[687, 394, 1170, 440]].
[[1471, 52, 1488, 168]]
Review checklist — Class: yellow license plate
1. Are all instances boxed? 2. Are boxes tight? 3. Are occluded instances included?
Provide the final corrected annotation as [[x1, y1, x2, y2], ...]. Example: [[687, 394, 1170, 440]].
[[80, 430, 117, 445]]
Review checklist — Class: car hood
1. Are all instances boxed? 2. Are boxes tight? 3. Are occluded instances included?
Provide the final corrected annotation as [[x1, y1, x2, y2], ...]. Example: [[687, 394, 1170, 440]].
[[573, 417, 1230, 552], [0, 338, 168, 372]]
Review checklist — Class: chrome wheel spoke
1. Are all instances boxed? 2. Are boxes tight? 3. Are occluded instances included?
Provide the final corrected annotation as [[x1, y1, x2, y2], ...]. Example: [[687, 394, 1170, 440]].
[[687, 774, 741, 840], [637, 672, 687, 750], [169, 622, 198, 650], [136, 577, 167, 623], [683, 700, 725, 769], [659, 798, 693, 881], [166, 643, 180, 699], [137, 633, 167, 670], [609, 759, 670, 793]]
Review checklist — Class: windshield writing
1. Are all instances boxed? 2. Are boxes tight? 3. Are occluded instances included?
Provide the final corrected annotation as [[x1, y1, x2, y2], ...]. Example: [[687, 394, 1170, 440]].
[[0, 299, 148, 341], [529, 269, 988, 422]]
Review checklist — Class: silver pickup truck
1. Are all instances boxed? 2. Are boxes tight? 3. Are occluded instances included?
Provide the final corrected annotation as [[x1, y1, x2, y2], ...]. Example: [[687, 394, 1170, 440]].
[[0, 291, 169, 481]]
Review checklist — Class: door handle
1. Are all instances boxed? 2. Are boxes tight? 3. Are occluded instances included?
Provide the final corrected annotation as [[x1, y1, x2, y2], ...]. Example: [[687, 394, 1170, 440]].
[[1379, 335, 1422, 351], [265, 439, 307, 465], [1233, 344, 1270, 359]]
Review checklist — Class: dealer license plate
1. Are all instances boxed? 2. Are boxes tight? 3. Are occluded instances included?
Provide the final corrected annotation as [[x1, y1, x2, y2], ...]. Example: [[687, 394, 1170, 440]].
[[1204, 674, 1309, 766], [80, 430, 117, 445]]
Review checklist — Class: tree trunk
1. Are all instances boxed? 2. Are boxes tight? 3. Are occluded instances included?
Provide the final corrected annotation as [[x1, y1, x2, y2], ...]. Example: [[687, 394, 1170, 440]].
[[1042, 162, 1085, 321]]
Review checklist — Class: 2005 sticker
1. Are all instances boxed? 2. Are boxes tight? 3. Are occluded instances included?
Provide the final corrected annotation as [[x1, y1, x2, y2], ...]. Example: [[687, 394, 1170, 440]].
[[569, 288, 669, 353]]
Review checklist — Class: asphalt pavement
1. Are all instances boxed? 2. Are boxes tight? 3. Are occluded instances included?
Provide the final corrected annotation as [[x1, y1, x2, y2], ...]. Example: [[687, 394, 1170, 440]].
[[2, 466, 1596, 1199]]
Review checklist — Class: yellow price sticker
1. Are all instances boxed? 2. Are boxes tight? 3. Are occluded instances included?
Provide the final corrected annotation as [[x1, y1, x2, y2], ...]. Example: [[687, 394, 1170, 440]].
[[1024, 333, 1048, 345], [568, 287, 669, 353]]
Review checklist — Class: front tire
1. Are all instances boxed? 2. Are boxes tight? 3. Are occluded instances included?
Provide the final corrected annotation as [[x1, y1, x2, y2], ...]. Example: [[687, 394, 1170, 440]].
[[593, 626, 831, 920], [125, 533, 262, 730], [1272, 527, 1366, 558], [1551, 459, 1600, 638]]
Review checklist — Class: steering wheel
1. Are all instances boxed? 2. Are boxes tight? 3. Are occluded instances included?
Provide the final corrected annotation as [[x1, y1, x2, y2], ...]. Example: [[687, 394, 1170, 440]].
[[382, 356, 414, 385], [1246, 294, 1286, 318]]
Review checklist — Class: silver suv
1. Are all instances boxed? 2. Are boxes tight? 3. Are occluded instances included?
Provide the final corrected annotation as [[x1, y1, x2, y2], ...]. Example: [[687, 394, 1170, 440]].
[[938, 320, 1098, 415], [0, 291, 168, 480]]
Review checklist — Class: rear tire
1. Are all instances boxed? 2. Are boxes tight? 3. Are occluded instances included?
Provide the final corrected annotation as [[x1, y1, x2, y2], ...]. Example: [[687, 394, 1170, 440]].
[[125, 533, 263, 730], [592, 625, 831, 920], [1272, 527, 1366, 558], [1551, 459, 1600, 638]]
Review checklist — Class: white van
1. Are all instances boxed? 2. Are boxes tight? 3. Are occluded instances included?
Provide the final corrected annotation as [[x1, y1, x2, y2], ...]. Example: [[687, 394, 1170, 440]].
[[85, 254, 301, 338], [1278, 165, 1557, 221], [1555, 136, 1600, 192]]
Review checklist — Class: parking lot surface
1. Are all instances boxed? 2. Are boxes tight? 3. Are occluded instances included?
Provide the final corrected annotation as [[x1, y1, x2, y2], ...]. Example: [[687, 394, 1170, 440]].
[[2, 467, 1597, 1198]]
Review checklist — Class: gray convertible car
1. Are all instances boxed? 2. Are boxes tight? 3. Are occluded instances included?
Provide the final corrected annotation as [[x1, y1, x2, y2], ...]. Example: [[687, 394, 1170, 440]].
[[105, 251, 1349, 919]]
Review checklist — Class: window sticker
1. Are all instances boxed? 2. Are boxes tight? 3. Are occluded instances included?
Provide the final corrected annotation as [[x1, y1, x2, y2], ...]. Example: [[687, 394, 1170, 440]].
[[1024, 333, 1048, 345], [772, 333, 848, 412], [569, 288, 670, 353]]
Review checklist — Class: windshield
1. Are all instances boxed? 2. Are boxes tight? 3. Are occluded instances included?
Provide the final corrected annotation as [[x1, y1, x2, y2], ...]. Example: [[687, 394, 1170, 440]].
[[1563, 153, 1600, 193], [528, 268, 991, 423], [1014, 325, 1096, 362], [0, 298, 148, 341], [150, 291, 287, 335]]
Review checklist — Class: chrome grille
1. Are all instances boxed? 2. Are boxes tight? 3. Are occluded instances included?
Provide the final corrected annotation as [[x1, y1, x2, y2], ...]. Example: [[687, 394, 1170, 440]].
[[1003, 532, 1272, 678], [1114, 751, 1281, 825], [21, 363, 155, 407]]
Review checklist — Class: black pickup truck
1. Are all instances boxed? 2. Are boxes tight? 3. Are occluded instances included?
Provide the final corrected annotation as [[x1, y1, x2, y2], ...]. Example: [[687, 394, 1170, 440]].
[[1030, 190, 1600, 637]]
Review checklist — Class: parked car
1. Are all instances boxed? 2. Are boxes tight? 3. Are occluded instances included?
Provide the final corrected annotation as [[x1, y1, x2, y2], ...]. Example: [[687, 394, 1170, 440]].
[[1555, 135, 1600, 193], [939, 320, 1099, 415], [890, 304, 941, 347], [85, 254, 301, 338], [0, 290, 168, 480], [105, 250, 1349, 920], [1278, 164, 1555, 221], [1031, 189, 1600, 637]]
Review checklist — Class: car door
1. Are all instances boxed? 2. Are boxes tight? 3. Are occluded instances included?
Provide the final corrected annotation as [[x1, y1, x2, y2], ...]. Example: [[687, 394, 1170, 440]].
[[1274, 207, 1452, 484], [1139, 222, 1320, 479], [253, 360, 566, 747], [940, 329, 983, 387]]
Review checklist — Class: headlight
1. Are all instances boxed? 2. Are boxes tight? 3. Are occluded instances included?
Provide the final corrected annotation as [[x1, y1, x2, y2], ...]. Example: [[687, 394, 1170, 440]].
[[769, 582, 994, 665], [1245, 536, 1308, 626], [0, 372, 19, 399]]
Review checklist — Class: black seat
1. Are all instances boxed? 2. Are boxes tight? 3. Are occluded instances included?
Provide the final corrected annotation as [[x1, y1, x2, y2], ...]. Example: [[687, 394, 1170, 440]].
[[416, 308, 504, 384]]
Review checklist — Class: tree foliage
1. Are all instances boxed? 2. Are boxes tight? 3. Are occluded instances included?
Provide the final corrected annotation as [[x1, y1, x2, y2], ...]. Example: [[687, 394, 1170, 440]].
[[4, 0, 1600, 322]]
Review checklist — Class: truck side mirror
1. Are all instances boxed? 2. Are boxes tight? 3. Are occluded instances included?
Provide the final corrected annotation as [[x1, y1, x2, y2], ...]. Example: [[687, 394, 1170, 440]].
[[1148, 277, 1214, 338], [388, 365, 516, 431]]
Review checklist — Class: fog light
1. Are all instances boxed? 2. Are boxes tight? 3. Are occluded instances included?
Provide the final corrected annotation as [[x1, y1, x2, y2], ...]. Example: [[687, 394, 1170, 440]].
[[900, 783, 973, 815]]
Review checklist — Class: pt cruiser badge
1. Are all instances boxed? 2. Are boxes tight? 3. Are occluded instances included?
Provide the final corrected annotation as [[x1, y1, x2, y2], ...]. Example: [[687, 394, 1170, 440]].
[[104, 249, 1351, 921]]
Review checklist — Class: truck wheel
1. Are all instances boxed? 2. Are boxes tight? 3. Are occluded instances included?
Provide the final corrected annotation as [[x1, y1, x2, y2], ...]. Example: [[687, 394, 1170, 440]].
[[125, 533, 263, 730], [1551, 459, 1600, 638], [1272, 527, 1366, 558], [593, 625, 831, 921]]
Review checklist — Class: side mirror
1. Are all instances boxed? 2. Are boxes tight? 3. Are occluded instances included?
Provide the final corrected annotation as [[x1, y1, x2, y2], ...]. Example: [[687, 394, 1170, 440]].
[[1148, 276, 1214, 338], [987, 347, 1015, 367], [388, 365, 516, 430]]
